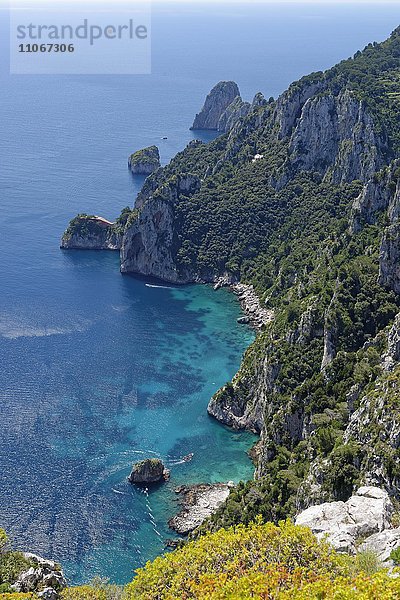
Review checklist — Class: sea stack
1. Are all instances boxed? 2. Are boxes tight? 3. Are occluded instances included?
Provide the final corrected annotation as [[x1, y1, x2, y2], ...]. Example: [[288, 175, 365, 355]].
[[128, 458, 170, 484], [128, 146, 161, 175], [191, 81, 241, 131]]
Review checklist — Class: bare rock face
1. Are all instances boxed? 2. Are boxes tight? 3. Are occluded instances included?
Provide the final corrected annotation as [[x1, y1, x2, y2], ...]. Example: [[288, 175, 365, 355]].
[[11, 553, 66, 598], [128, 458, 169, 484], [295, 486, 393, 554], [288, 90, 382, 184], [60, 215, 121, 250], [120, 174, 201, 282], [191, 81, 240, 130], [350, 161, 400, 233], [128, 145, 161, 175], [360, 527, 400, 563], [217, 97, 251, 133]]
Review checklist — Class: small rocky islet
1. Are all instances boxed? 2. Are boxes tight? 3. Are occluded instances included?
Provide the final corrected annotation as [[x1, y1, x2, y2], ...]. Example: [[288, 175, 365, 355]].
[[128, 145, 161, 175]]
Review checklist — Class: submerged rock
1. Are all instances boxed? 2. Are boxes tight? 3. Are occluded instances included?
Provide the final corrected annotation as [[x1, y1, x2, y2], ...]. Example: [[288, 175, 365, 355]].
[[191, 81, 240, 130], [128, 146, 161, 175], [128, 458, 169, 484], [168, 482, 234, 535]]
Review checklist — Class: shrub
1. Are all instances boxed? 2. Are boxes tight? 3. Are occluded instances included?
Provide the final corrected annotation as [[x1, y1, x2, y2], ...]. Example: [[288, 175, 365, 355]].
[[127, 520, 400, 599]]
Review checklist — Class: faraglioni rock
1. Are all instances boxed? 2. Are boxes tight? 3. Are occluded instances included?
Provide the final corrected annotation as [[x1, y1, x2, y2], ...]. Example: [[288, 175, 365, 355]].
[[128, 458, 170, 484], [128, 145, 161, 175], [191, 81, 240, 131], [60, 214, 121, 250]]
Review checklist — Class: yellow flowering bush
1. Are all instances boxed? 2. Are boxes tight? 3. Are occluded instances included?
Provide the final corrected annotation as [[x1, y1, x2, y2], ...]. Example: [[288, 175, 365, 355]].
[[127, 520, 400, 599]]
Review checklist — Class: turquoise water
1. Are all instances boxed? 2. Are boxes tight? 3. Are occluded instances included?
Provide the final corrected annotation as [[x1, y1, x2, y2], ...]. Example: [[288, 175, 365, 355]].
[[0, 0, 399, 586]]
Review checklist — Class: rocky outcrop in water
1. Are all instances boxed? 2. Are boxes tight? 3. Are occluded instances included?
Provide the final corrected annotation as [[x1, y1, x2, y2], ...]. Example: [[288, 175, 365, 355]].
[[128, 458, 170, 484], [191, 81, 241, 131], [128, 146, 161, 175], [11, 553, 66, 598], [295, 486, 395, 556], [168, 483, 234, 535], [60, 215, 121, 250]]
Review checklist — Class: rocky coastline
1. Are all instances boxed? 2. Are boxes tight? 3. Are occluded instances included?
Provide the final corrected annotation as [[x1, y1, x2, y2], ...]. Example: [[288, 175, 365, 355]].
[[168, 483, 234, 535], [231, 283, 274, 330]]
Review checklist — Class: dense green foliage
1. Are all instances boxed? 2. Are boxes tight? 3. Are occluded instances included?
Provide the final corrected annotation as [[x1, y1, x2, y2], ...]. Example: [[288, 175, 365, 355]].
[[55, 27, 400, 597], [127, 520, 400, 599]]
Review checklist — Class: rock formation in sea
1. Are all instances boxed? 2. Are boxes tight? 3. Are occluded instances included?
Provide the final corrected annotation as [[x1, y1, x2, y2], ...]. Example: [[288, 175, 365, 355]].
[[60, 214, 121, 250], [128, 458, 170, 484], [191, 81, 243, 131], [128, 146, 161, 175]]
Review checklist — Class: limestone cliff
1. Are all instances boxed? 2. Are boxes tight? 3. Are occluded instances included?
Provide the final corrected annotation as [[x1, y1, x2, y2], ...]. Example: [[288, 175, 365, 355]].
[[120, 174, 201, 282], [61, 28, 400, 530], [191, 81, 241, 130]]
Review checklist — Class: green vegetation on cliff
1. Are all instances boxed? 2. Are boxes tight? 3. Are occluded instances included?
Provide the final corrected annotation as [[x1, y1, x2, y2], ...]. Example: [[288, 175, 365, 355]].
[[118, 27, 400, 530], [57, 26, 400, 593], [58, 521, 398, 599]]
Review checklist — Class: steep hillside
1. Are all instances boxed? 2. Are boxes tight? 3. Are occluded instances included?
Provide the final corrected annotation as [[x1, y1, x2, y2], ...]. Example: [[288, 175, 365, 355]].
[[62, 28, 400, 528]]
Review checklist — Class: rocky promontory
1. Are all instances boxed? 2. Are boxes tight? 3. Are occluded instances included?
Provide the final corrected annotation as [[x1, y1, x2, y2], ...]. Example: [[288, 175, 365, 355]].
[[128, 458, 170, 485], [191, 81, 243, 131], [60, 214, 121, 250], [128, 146, 161, 175], [168, 483, 234, 535]]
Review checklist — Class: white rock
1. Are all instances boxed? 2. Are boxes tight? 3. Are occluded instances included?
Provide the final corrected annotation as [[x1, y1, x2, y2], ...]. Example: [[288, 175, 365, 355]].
[[295, 486, 393, 554], [360, 527, 400, 562]]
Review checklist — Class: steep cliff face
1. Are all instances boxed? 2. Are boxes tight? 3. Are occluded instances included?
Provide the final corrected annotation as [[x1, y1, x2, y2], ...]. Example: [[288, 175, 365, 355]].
[[120, 174, 201, 282], [217, 96, 251, 133], [191, 81, 240, 130], [379, 223, 400, 294], [287, 90, 383, 184], [60, 215, 121, 250]]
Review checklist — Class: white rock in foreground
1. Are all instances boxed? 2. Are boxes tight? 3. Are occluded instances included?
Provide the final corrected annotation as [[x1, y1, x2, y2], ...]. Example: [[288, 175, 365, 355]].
[[295, 486, 393, 554]]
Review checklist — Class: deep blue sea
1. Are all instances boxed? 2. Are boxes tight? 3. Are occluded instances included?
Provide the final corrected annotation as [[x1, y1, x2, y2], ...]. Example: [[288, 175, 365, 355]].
[[0, 0, 399, 586]]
